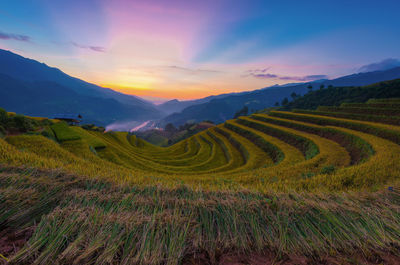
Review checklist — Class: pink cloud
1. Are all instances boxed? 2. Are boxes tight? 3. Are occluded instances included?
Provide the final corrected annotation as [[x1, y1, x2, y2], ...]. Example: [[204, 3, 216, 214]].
[[72, 42, 105, 52], [0, 31, 30, 42]]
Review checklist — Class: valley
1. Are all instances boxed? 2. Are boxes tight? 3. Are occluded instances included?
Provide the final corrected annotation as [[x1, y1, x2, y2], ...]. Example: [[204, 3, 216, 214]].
[[1, 2, 400, 263], [1, 86, 400, 264]]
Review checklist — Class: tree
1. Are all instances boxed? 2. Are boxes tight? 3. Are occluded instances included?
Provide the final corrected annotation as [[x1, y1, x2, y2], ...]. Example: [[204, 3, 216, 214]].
[[233, 106, 249, 119], [202, 120, 214, 124], [307, 85, 313, 92], [274, 101, 280, 107], [0, 108, 8, 125], [328, 85, 333, 89], [0, 125, 5, 138], [164, 123, 177, 133], [290, 92, 298, 100], [281, 97, 289, 106], [320, 84, 325, 90], [9, 115, 35, 132]]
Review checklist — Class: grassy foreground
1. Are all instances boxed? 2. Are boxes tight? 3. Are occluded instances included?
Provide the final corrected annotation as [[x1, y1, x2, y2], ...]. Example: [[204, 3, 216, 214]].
[[1, 167, 399, 264], [1, 96, 400, 264]]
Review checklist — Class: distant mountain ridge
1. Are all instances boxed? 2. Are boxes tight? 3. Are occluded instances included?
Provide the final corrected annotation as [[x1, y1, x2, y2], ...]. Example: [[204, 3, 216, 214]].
[[2, 49, 400, 128], [0, 49, 163, 125], [0, 49, 154, 107], [156, 93, 237, 115], [0, 73, 163, 125], [159, 66, 400, 126]]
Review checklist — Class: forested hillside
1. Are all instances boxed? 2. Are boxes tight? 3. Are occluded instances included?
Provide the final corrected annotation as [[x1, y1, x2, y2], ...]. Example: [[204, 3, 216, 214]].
[[159, 68, 400, 126], [283, 78, 400, 110]]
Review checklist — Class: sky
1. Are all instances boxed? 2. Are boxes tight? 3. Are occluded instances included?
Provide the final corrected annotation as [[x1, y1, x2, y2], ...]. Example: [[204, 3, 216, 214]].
[[1, 0, 400, 102]]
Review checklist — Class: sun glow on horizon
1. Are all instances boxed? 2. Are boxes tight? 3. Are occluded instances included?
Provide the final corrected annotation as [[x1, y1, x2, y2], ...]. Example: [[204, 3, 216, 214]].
[[105, 83, 244, 101], [1, 0, 400, 101]]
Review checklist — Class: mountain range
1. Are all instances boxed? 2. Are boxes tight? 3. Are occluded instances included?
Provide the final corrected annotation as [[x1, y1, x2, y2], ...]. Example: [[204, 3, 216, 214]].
[[0, 49, 162, 125], [159, 66, 400, 126], [1, 48, 400, 127]]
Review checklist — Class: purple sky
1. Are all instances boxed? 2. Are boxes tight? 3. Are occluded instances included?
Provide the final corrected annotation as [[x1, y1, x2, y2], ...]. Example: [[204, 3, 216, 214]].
[[1, 0, 400, 101]]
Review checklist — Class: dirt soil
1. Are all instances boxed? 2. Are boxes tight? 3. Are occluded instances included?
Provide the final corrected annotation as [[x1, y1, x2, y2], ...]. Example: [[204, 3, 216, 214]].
[[0, 227, 34, 265], [0, 226, 399, 264], [183, 250, 400, 265]]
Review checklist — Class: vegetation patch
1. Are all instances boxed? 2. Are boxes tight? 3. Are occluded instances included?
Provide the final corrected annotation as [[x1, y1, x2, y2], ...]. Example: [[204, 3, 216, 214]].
[[50, 122, 81, 142], [293, 109, 400, 125], [224, 121, 284, 163], [237, 117, 319, 160], [258, 113, 374, 164], [2, 94, 400, 263], [1, 167, 399, 265], [70, 127, 106, 149]]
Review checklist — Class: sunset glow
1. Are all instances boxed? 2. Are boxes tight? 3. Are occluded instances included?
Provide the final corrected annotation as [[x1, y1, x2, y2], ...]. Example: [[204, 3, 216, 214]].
[[1, 0, 400, 101]]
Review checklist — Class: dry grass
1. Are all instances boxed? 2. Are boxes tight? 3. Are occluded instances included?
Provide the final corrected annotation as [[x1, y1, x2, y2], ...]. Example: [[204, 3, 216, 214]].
[[1, 100, 400, 264], [1, 167, 399, 265]]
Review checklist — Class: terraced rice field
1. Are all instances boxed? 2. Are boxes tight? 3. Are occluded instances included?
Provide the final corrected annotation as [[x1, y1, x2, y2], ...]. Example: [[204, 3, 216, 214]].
[[1, 99, 400, 264], [3, 100, 398, 191]]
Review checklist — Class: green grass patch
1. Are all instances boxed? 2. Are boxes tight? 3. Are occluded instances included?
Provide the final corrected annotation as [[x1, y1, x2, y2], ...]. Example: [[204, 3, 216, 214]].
[[50, 122, 81, 142], [70, 127, 106, 149]]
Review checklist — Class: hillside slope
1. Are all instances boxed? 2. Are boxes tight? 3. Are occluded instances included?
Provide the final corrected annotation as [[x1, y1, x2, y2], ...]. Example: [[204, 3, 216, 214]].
[[157, 93, 237, 115], [160, 67, 400, 126], [1, 92, 400, 264], [282, 78, 400, 110], [0, 73, 162, 125], [0, 49, 163, 125]]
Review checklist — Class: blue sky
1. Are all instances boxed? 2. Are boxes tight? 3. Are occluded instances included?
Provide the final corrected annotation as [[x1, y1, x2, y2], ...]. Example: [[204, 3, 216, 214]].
[[0, 0, 399, 100]]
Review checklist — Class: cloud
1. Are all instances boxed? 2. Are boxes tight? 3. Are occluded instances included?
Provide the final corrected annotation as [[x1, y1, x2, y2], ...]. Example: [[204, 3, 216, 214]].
[[248, 71, 328, 82], [165, 65, 221, 74], [279, 74, 328, 81], [251, 73, 278, 79], [72, 42, 105, 52], [359, 58, 400, 73], [105, 120, 144, 132], [0, 31, 30, 42], [88, 46, 105, 52], [246, 67, 271, 74]]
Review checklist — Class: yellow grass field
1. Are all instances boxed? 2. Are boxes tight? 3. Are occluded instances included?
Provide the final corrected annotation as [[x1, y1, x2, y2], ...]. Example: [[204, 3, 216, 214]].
[[1, 99, 400, 264]]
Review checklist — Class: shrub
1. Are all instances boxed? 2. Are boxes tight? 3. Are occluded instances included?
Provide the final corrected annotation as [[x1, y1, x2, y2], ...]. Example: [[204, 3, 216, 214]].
[[41, 126, 56, 140], [81, 124, 105, 132], [9, 115, 36, 132], [320, 165, 335, 174], [81, 124, 95, 130], [41, 130, 51, 138], [301, 172, 315, 179], [0, 107, 8, 125], [0, 125, 5, 138], [40, 119, 54, 126]]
